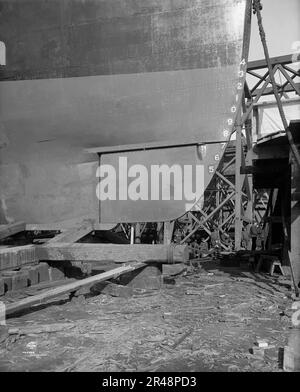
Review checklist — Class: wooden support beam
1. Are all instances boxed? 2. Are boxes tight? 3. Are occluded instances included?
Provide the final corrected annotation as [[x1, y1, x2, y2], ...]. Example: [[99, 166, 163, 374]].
[[254, 98, 300, 109], [235, 112, 243, 251], [36, 243, 189, 264], [252, 83, 300, 97], [277, 65, 300, 96], [216, 171, 247, 198], [189, 212, 211, 236], [221, 157, 236, 174], [289, 146, 300, 295], [188, 213, 229, 251], [130, 225, 135, 244], [282, 64, 300, 78], [164, 221, 174, 245], [241, 67, 279, 124], [247, 54, 296, 71], [0, 245, 37, 272], [244, 81, 252, 100], [134, 223, 141, 244], [5, 262, 145, 317], [248, 69, 282, 93], [240, 150, 252, 202], [244, 115, 254, 220], [47, 226, 93, 244], [0, 222, 25, 240], [180, 192, 235, 244], [253, 4, 300, 168], [25, 222, 115, 231]]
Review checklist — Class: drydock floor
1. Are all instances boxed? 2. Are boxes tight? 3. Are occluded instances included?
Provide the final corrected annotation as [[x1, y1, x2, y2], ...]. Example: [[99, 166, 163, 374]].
[[0, 261, 293, 372]]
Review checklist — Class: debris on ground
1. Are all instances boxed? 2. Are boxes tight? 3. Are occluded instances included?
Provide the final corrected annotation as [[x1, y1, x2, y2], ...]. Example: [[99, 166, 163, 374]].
[[0, 260, 293, 372]]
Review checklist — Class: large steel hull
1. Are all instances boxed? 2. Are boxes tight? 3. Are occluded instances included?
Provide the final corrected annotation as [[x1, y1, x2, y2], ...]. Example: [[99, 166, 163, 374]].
[[0, 0, 251, 226]]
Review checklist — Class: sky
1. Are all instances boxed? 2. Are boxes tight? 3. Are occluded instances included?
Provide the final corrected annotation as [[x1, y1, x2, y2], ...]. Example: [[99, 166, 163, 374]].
[[249, 0, 300, 60]]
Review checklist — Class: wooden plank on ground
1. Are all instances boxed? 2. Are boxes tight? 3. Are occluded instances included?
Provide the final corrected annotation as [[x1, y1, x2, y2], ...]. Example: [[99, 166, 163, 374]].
[[5, 262, 145, 316], [0, 245, 37, 272], [36, 243, 189, 264], [0, 222, 25, 240]]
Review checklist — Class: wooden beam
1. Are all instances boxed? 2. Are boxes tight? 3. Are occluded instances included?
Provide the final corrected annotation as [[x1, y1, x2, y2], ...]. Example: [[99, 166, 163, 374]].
[[254, 98, 300, 108], [0, 245, 37, 272], [25, 222, 115, 231], [234, 116, 243, 251], [164, 221, 174, 245], [180, 192, 235, 244], [0, 222, 25, 240], [248, 69, 282, 92], [252, 83, 300, 97], [247, 54, 295, 71], [5, 262, 145, 316], [278, 65, 300, 96], [47, 226, 93, 244], [282, 64, 300, 77], [36, 243, 189, 264], [289, 145, 300, 295]]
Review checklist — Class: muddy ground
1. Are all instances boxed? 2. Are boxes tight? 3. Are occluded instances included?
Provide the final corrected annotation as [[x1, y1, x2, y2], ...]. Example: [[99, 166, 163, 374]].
[[0, 261, 294, 372]]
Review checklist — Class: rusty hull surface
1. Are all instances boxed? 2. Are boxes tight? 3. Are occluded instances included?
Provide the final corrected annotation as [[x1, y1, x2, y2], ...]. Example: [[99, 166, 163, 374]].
[[0, 0, 252, 225]]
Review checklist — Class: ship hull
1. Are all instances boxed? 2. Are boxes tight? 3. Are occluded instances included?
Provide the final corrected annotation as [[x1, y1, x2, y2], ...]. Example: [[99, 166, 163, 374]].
[[0, 0, 252, 226]]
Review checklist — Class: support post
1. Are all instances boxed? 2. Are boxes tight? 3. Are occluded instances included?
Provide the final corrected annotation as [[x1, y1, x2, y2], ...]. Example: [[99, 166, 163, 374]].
[[130, 225, 135, 245], [253, 0, 300, 168], [164, 221, 174, 245], [289, 149, 300, 295], [235, 112, 243, 251], [135, 223, 141, 244], [244, 111, 254, 222]]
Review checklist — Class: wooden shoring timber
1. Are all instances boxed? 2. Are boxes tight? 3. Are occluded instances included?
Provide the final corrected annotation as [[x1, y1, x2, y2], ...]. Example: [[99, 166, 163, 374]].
[[0, 222, 25, 240], [47, 225, 93, 244], [247, 54, 296, 71], [234, 111, 243, 251], [188, 213, 230, 251], [164, 221, 175, 245], [252, 83, 300, 97], [288, 143, 300, 294], [253, 3, 300, 168], [0, 245, 37, 272], [5, 262, 146, 316], [179, 192, 235, 244], [242, 64, 280, 125], [36, 243, 189, 264], [277, 65, 300, 96]]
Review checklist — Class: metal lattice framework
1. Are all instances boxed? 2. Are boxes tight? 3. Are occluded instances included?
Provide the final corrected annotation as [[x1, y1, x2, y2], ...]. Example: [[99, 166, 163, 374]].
[[120, 51, 299, 251]]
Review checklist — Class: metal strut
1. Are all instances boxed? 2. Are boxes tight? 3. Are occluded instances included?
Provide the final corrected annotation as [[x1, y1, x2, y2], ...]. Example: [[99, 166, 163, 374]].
[[253, 0, 300, 168]]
